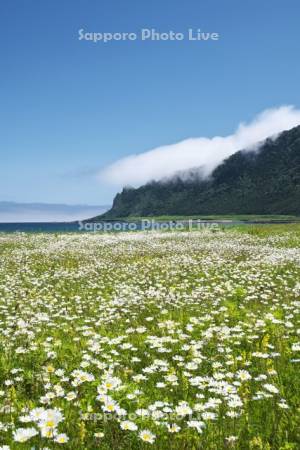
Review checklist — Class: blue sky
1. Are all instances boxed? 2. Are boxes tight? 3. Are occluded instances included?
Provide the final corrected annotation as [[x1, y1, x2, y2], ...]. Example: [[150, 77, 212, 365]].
[[1, 0, 300, 205]]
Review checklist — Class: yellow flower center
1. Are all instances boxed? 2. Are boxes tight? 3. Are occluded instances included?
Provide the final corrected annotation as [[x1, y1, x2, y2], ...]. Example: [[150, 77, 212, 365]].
[[46, 420, 55, 428]]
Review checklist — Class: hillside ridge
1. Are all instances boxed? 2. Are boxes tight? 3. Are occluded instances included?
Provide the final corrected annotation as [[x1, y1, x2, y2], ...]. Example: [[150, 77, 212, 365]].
[[100, 126, 300, 218]]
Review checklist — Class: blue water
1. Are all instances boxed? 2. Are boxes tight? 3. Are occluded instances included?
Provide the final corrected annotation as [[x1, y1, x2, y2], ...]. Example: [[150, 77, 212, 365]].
[[0, 222, 81, 233], [0, 221, 167, 233], [0, 221, 220, 233], [0, 221, 151, 233], [0, 220, 297, 233]]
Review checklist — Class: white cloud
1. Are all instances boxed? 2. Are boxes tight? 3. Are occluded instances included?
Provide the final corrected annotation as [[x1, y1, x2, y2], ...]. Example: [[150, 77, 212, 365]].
[[100, 105, 300, 187]]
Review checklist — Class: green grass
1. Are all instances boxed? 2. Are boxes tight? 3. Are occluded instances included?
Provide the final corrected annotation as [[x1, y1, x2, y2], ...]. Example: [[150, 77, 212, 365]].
[[0, 226, 299, 449], [99, 214, 300, 223]]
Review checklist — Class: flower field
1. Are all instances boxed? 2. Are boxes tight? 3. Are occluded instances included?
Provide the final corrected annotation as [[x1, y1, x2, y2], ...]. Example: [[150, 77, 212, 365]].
[[0, 227, 299, 449]]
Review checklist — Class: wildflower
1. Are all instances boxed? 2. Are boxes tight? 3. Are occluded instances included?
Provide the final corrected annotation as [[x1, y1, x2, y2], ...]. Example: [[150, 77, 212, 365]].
[[202, 412, 217, 421], [167, 423, 181, 433], [101, 376, 122, 391], [226, 410, 241, 418], [226, 435, 238, 443], [228, 397, 243, 409], [102, 398, 119, 413], [73, 370, 95, 384], [291, 342, 300, 351], [94, 431, 104, 438], [139, 430, 156, 444], [236, 370, 252, 381], [65, 391, 77, 401], [175, 402, 193, 417], [278, 401, 289, 409], [187, 420, 205, 433], [263, 384, 279, 394], [40, 427, 55, 438], [120, 420, 138, 431], [19, 415, 32, 423], [54, 433, 69, 444], [13, 427, 38, 442]]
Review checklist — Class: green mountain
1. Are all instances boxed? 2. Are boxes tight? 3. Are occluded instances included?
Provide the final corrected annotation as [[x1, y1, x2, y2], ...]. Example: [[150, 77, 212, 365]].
[[102, 125, 300, 218]]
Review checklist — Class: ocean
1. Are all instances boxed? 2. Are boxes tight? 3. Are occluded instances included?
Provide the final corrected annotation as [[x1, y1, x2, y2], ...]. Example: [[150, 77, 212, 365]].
[[0, 222, 81, 233], [0, 220, 297, 233]]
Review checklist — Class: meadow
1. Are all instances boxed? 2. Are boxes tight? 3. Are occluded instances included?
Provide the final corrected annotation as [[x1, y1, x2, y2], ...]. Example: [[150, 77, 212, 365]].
[[0, 225, 299, 449]]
